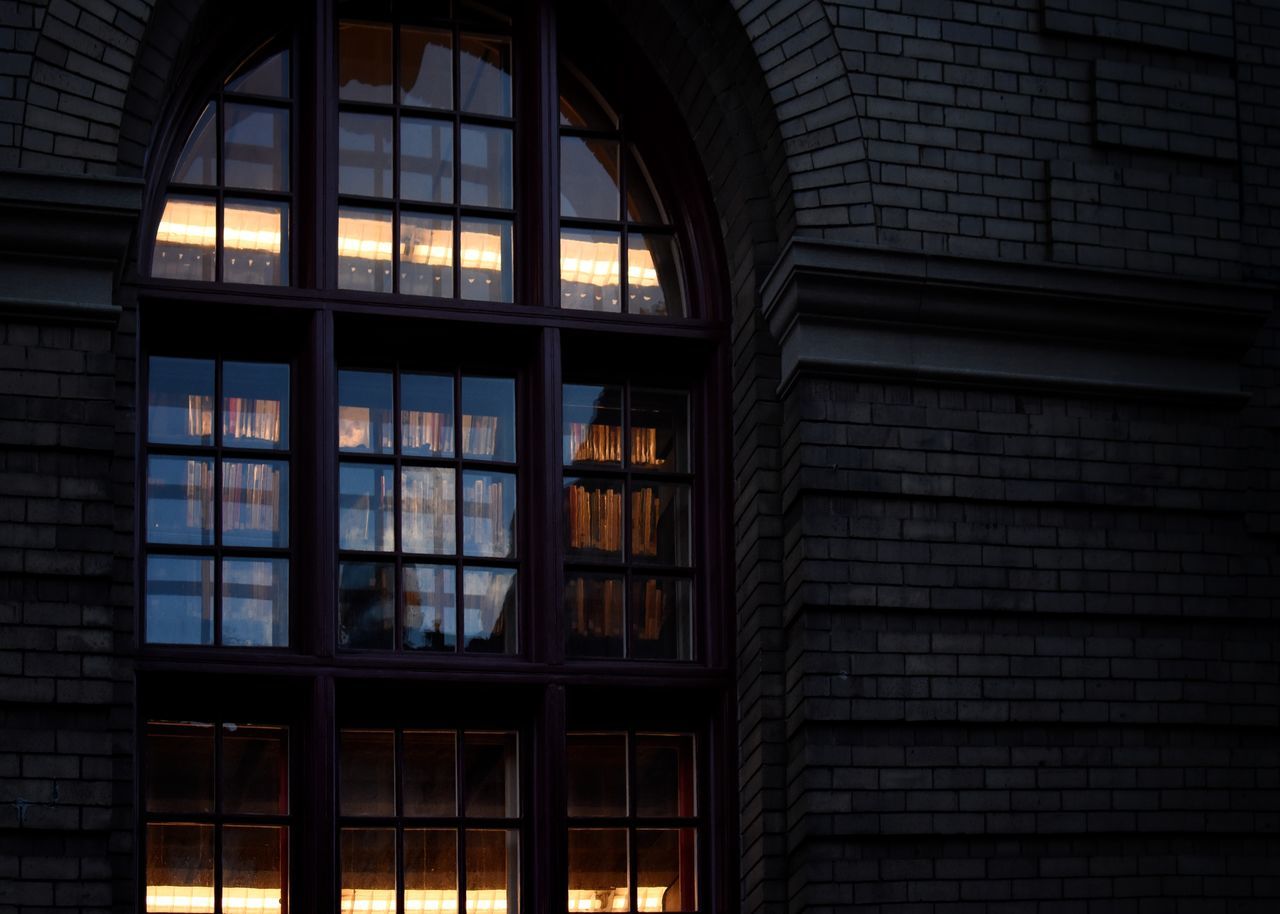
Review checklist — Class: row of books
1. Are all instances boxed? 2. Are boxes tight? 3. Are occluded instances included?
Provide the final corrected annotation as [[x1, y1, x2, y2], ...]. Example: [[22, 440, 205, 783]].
[[565, 484, 665, 556], [337, 406, 505, 458], [185, 394, 214, 438], [184, 460, 215, 529], [461, 476, 512, 557], [222, 461, 285, 536], [461, 413, 503, 457], [402, 408, 453, 454], [567, 421, 666, 467], [567, 575, 623, 639], [223, 396, 284, 444]]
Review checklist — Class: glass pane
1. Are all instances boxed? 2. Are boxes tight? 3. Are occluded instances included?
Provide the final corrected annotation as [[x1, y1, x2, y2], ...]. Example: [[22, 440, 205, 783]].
[[172, 102, 216, 185], [338, 207, 393, 293], [628, 233, 684, 318], [401, 117, 454, 204], [464, 732, 518, 817], [403, 732, 456, 816], [339, 112, 393, 198], [458, 35, 511, 116], [462, 471, 515, 559], [403, 467, 457, 555], [626, 146, 667, 225], [565, 478, 623, 559], [567, 829, 627, 914], [224, 104, 288, 192], [145, 555, 214, 645], [147, 456, 213, 546], [462, 376, 515, 462], [630, 577, 692, 661], [460, 124, 512, 209], [222, 557, 289, 647], [223, 200, 288, 286], [223, 826, 285, 914], [560, 229, 621, 312], [460, 218, 512, 302], [561, 137, 619, 220], [227, 50, 289, 98], [566, 733, 626, 817], [338, 561, 395, 649], [403, 563, 456, 651], [465, 830, 517, 914], [402, 28, 451, 109], [146, 823, 214, 914], [340, 828, 396, 914], [339, 370, 394, 455], [401, 213, 454, 298], [405, 829, 457, 912], [222, 460, 288, 547], [145, 722, 214, 814], [339, 22, 392, 103], [636, 829, 696, 912], [630, 390, 688, 472], [148, 357, 214, 446], [636, 734, 695, 817], [631, 483, 691, 566], [152, 195, 215, 282], [402, 373, 454, 457], [340, 730, 395, 816], [339, 463, 395, 552], [223, 362, 289, 449], [462, 567, 515, 653], [564, 383, 622, 467], [559, 64, 616, 129], [223, 724, 288, 815], [565, 573, 623, 658]]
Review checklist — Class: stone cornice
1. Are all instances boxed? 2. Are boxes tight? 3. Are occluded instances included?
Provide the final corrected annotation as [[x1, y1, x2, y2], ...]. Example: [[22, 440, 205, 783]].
[[761, 239, 1275, 400]]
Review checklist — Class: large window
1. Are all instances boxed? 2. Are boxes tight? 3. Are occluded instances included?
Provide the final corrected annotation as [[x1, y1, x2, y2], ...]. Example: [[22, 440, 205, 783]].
[[136, 2, 730, 912]]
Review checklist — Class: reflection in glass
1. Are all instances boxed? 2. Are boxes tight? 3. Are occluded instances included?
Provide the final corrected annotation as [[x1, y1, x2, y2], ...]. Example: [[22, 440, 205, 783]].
[[560, 229, 621, 312], [464, 732, 518, 817], [148, 357, 214, 446], [222, 557, 289, 647], [462, 471, 515, 559], [339, 112, 393, 198], [223, 362, 289, 449], [338, 561, 394, 649], [152, 196, 216, 282], [462, 568, 515, 653], [401, 118, 454, 204], [223, 724, 288, 815], [567, 733, 626, 817], [338, 370, 394, 454], [145, 555, 214, 645], [405, 829, 457, 911], [339, 22, 393, 103], [147, 456, 214, 546], [626, 145, 668, 225], [466, 830, 518, 913], [636, 734, 695, 818], [628, 233, 685, 318], [402, 467, 456, 555], [630, 577, 692, 661], [146, 823, 214, 914], [631, 483, 691, 566], [403, 563, 455, 651], [630, 390, 688, 472], [460, 218, 512, 302], [565, 478, 623, 558], [339, 463, 394, 551], [462, 376, 515, 462], [403, 732, 456, 817], [559, 64, 616, 129], [223, 200, 288, 286], [146, 723, 214, 814], [338, 208, 393, 293], [340, 828, 396, 914], [222, 826, 285, 914], [340, 730, 395, 816], [565, 573, 624, 657], [567, 829, 627, 914], [560, 137, 619, 220], [222, 460, 288, 548], [226, 50, 289, 98], [401, 373, 453, 457], [637, 829, 696, 912], [172, 102, 216, 185], [400, 213, 454, 298], [460, 124, 512, 209], [563, 384, 622, 466], [458, 35, 511, 116], [401, 28, 451, 109], [224, 104, 289, 192]]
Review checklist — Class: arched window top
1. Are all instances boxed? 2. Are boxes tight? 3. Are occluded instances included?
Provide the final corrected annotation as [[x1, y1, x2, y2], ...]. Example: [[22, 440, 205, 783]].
[[145, 3, 700, 321]]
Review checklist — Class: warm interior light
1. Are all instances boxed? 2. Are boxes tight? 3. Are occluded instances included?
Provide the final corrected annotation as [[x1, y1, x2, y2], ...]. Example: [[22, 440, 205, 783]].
[[565, 888, 668, 912], [155, 200, 283, 254], [339, 889, 512, 913], [558, 239, 658, 289], [336, 215, 504, 273], [146, 885, 280, 914]]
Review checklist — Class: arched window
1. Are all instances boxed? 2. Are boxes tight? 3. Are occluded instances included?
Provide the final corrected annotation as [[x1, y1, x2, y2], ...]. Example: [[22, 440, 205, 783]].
[[136, 3, 731, 914]]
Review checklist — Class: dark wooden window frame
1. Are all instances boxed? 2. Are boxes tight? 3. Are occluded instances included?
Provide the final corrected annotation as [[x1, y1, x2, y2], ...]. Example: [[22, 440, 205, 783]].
[[132, 2, 736, 912]]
